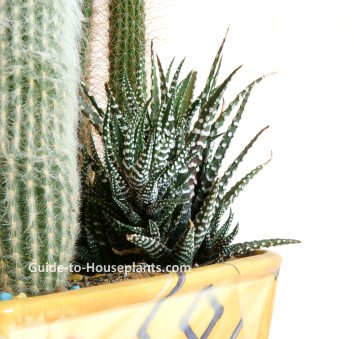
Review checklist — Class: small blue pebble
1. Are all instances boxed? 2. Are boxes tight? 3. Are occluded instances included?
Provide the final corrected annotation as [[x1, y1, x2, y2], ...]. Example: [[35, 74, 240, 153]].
[[70, 286, 80, 291], [0, 292, 14, 301]]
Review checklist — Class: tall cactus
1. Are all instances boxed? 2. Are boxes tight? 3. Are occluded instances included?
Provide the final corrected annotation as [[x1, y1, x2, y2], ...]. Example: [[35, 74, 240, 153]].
[[0, 0, 82, 295], [80, 0, 94, 78], [109, 0, 147, 106]]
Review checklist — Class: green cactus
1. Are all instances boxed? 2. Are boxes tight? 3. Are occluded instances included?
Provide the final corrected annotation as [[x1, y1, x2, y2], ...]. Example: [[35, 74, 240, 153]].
[[80, 0, 94, 77], [108, 0, 146, 107], [0, 0, 81, 295], [78, 34, 299, 269]]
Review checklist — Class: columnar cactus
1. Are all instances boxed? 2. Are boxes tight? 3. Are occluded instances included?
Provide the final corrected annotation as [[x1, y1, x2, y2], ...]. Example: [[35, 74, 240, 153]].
[[0, 0, 82, 295], [109, 0, 146, 106], [80, 0, 94, 76]]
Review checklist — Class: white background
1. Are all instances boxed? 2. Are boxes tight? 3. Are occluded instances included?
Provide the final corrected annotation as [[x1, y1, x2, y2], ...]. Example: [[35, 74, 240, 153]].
[[146, 0, 354, 338]]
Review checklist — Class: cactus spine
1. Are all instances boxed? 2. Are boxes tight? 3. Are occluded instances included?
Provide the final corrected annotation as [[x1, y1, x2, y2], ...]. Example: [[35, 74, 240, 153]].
[[0, 0, 82, 295], [109, 0, 147, 106]]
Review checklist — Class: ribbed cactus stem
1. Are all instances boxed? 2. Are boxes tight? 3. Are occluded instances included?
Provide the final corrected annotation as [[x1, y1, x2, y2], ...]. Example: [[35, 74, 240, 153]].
[[80, 0, 94, 78], [109, 0, 146, 106], [0, 0, 82, 295]]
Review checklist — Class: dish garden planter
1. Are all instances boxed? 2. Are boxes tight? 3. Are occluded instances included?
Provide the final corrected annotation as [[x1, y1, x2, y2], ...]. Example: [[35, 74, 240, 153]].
[[0, 251, 280, 339]]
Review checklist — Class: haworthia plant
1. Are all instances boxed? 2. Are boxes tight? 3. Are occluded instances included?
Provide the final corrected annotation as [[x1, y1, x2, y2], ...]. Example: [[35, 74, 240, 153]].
[[0, 0, 82, 295], [78, 34, 299, 269], [109, 0, 146, 107]]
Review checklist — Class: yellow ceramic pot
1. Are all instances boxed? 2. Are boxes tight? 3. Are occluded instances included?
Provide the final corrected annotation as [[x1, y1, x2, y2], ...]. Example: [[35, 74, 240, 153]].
[[0, 251, 281, 339]]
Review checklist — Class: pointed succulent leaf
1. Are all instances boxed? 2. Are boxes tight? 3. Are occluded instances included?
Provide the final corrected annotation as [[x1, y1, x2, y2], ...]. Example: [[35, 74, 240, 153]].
[[171, 221, 195, 265], [126, 234, 171, 262], [112, 113, 125, 165], [201, 79, 260, 199], [191, 147, 217, 215], [213, 210, 234, 242], [111, 195, 143, 226], [209, 204, 225, 239], [186, 66, 243, 186], [156, 54, 168, 104], [194, 104, 224, 192], [149, 220, 160, 240], [219, 126, 269, 195], [204, 82, 256, 187], [107, 95, 138, 176], [175, 165, 197, 190], [194, 178, 220, 252], [175, 182, 191, 203], [219, 155, 271, 211], [150, 102, 168, 176], [106, 84, 129, 134], [189, 64, 243, 145], [168, 58, 185, 98], [193, 106, 225, 191], [87, 133, 110, 182], [164, 204, 190, 247], [133, 99, 151, 163], [198, 231, 213, 258], [135, 179, 159, 208], [123, 73, 141, 118], [79, 96, 102, 131], [123, 85, 149, 173], [103, 97, 130, 200], [209, 74, 269, 140], [175, 71, 197, 124], [128, 129, 154, 189], [161, 94, 176, 138], [184, 96, 201, 133], [154, 202, 181, 231], [81, 82, 105, 118], [150, 42, 160, 122], [213, 222, 239, 251], [166, 57, 175, 83], [147, 199, 185, 216], [102, 98, 118, 167], [159, 146, 190, 183], [158, 212, 174, 241], [171, 122, 187, 157], [152, 134, 171, 175], [210, 80, 253, 169], [217, 239, 301, 262], [209, 54, 223, 94], [200, 28, 229, 104], [105, 212, 148, 236], [159, 148, 199, 196]]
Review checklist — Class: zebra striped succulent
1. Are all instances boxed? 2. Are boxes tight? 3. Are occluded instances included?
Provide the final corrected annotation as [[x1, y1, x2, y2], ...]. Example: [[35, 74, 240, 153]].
[[77, 36, 299, 269]]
